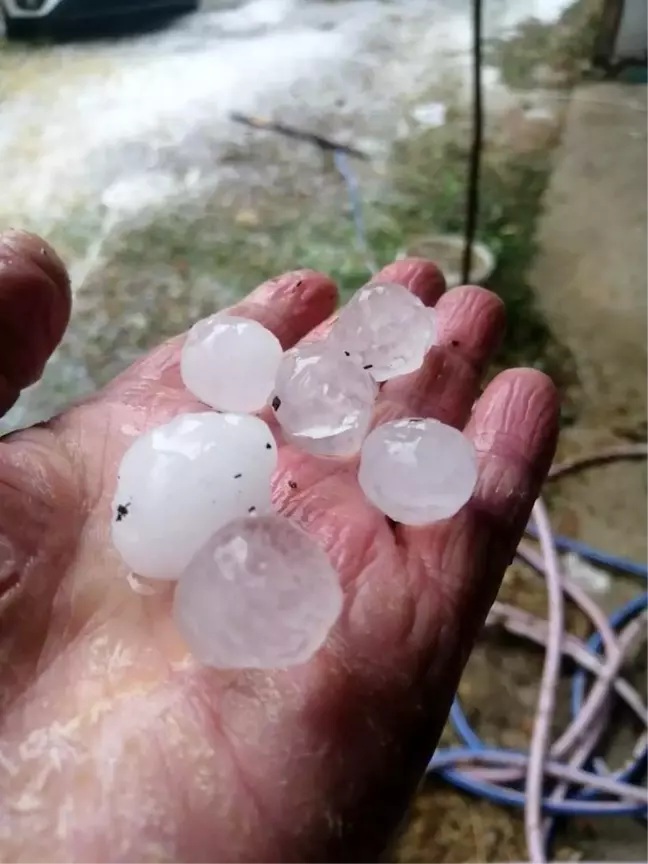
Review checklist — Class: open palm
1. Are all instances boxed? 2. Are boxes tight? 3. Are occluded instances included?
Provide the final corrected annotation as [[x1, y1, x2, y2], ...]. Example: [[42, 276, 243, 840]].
[[0, 231, 558, 862]]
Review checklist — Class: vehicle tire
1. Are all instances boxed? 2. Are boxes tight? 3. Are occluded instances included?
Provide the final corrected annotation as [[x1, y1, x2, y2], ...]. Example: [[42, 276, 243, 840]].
[[3, 14, 36, 41]]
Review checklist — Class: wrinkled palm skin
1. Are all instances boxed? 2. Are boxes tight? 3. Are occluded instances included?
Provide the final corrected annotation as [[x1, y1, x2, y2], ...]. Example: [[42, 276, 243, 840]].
[[0, 231, 558, 862]]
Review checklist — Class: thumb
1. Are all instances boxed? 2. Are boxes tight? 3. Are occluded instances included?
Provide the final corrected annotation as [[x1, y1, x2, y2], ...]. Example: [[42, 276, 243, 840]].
[[0, 231, 74, 653], [0, 230, 71, 417]]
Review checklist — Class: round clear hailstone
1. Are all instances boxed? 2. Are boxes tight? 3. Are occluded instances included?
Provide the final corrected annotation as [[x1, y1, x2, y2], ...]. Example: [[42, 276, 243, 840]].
[[330, 282, 437, 382], [358, 418, 478, 525], [174, 515, 343, 669], [181, 314, 283, 413], [111, 412, 278, 581], [271, 341, 378, 457]]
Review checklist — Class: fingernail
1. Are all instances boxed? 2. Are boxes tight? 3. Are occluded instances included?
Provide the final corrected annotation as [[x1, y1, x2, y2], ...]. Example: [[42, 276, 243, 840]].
[[0, 230, 70, 295]]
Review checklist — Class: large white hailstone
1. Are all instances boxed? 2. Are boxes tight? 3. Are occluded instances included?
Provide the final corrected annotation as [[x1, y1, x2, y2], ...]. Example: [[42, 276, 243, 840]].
[[330, 282, 437, 382], [358, 418, 477, 525], [271, 341, 377, 457], [173, 515, 343, 669], [111, 413, 278, 581], [181, 314, 283, 413]]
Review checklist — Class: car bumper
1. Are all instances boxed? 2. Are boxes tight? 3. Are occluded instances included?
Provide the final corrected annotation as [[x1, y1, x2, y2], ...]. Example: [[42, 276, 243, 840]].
[[5, 0, 196, 24]]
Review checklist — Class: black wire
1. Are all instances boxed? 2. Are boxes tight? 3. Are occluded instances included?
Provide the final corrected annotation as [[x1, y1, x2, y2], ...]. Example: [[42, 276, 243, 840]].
[[461, 0, 483, 285], [230, 113, 369, 161]]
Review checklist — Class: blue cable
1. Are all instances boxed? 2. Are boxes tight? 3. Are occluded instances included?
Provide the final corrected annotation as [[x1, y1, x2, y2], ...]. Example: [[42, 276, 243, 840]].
[[430, 596, 647, 816], [525, 526, 648, 580], [428, 749, 644, 817], [333, 149, 377, 274], [570, 591, 648, 813], [572, 590, 647, 719], [427, 542, 647, 818], [519, 529, 648, 805]]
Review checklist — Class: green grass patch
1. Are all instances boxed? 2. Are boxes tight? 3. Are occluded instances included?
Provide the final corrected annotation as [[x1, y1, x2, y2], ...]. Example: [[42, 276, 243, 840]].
[[486, 0, 603, 90], [383, 131, 573, 388], [108, 127, 572, 395]]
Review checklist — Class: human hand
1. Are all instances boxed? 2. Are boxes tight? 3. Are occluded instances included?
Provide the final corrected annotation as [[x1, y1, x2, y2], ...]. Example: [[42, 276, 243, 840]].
[[0, 230, 558, 862]]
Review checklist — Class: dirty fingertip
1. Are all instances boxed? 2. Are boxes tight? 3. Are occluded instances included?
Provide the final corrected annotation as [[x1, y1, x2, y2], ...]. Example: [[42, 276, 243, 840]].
[[231, 270, 339, 350], [247, 269, 337, 307], [373, 257, 446, 306], [0, 229, 70, 299]]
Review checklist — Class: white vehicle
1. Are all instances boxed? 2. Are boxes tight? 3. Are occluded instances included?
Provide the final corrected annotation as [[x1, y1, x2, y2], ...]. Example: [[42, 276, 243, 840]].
[[1, 0, 199, 39]]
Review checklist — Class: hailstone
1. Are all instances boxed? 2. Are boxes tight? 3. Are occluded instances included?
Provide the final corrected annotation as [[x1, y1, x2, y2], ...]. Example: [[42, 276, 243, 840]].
[[271, 341, 377, 457], [358, 418, 477, 525], [181, 314, 283, 413], [330, 282, 437, 381], [174, 515, 343, 669], [111, 413, 278, 581]]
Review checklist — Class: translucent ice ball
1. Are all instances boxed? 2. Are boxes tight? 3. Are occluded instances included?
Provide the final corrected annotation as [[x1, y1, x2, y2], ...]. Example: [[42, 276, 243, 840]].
[[358, 418, 477, 525], [271, 341, 377, 457], [174, 515, 343, 669], [111, 413, 278, 580], [330, 282, 437, 382], [181, 314, 283, 413]]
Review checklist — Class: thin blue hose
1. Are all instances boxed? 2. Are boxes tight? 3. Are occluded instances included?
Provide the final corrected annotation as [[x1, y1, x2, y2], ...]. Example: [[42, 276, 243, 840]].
[[333, 149, 377, 273], [430, 595, 647, 816], [449, 698, 482, 750], [571, 590, 648, 720], [570, 591, 648, 809], [428, 752, 644, 817], [525, 527, 648, 580], [427, 542, 647, 818]]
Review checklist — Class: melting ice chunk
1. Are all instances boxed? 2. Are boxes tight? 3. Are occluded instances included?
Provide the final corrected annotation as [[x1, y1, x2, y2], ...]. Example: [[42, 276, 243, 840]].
[[271, 341, 377, 457], [181, 314, 283, 413], [330, 282, 437, 382], [111, 412, 277, 580], [358, 418, 477, 524], [174, 515, 343, 669]]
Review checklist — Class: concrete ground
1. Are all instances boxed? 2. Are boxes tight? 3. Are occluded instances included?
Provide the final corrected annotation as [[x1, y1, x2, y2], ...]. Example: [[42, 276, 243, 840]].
[[533, 81, 647, 570]]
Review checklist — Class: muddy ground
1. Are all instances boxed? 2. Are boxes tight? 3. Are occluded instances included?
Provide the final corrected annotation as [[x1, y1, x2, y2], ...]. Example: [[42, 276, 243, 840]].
[[1, 0, 646, 861]]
